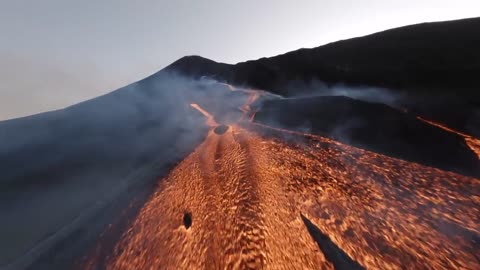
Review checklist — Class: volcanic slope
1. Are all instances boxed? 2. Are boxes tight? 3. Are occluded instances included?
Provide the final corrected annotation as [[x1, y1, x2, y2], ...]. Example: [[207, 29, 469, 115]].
[[83, 88, 480, 270]]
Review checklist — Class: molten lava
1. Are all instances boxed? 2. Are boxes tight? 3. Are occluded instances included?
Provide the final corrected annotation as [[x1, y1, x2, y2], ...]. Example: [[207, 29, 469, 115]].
[[240, 92, 259, 121], [190, 103, 217, 127], [418, 116, 480, 159], [84, 88, 480, 270]]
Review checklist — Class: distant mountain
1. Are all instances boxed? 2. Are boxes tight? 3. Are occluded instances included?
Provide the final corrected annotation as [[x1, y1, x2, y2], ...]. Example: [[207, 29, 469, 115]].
[[164, 17, 480, 99]]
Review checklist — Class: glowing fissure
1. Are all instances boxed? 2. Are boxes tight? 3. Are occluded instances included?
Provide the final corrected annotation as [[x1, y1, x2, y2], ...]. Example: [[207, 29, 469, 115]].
[[190, 103, 217, 127], [418, 116, 480, 159]]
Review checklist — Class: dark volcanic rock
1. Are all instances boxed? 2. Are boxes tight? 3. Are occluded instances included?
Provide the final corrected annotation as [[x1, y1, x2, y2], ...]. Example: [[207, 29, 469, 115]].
[[165, 17, 480, 100], [254, 96, 479, 176], [403, 96, 480, 137], [163, 56, 232, 80], [214, 125, 229, 135], [183, 212, 192, 229], [162, 17, 480, 137], [301, 214, 365, 270]]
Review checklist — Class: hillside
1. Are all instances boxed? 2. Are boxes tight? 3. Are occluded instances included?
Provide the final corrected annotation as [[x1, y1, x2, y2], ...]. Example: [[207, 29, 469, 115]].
[[165, 17, 480, 99]]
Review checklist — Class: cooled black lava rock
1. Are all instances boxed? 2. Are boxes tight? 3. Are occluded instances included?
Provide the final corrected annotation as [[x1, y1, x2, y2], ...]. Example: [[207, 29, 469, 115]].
[[183, 212, 192, 229], [214, 125, 229, 135], [254, 96, 479, 177]]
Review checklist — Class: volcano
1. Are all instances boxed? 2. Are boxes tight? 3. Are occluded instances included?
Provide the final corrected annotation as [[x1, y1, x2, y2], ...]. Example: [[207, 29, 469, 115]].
[[1, 17, 479, 270]]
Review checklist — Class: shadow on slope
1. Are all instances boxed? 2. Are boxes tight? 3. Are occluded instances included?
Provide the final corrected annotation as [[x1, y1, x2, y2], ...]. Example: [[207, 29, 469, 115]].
[[301, 214, 365, 270]]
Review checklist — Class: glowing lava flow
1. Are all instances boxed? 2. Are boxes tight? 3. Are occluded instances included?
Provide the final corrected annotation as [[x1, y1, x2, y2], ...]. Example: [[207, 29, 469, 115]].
[[83, 90, 480, 270], [240, 92, 260, 121], [418, 116, 480, 159], [219, 82, 236, 91], [190, 103, 217, 127]]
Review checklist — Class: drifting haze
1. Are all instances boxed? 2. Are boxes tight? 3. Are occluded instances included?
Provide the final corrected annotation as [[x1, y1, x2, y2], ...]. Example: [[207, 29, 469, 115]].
[[0, 72, 257, 267], [1, 0, 479, 120]]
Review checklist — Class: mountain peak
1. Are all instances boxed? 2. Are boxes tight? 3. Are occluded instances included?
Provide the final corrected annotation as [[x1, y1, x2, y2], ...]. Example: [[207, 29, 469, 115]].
[[171, 55, 217, 65], [163, 55, 232, 79]]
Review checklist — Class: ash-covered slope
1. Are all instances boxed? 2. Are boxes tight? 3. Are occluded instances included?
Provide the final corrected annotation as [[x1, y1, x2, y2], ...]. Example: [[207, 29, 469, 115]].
[[0, 72, 211, 268], [0, 73, 208, 189]]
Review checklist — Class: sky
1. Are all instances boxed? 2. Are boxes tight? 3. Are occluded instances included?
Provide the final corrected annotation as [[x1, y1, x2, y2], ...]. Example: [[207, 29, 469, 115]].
[[0, 0, 479, 120]]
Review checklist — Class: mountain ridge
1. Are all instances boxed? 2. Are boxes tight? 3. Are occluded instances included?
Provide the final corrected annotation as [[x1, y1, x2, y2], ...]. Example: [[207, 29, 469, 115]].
[[164, 16, 480, 98]]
